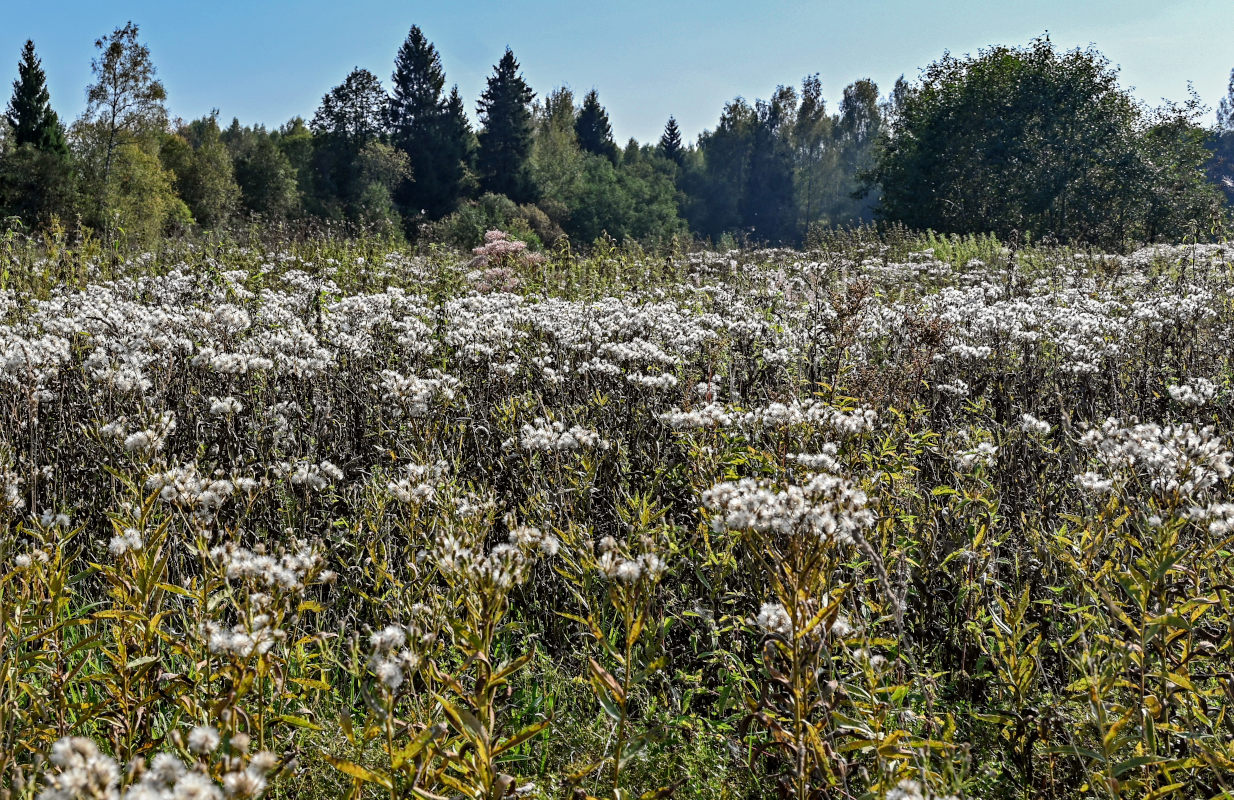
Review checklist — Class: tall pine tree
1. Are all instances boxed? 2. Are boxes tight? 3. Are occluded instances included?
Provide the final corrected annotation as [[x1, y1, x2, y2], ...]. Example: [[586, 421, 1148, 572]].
[[388, 26, 469, 218], [476, 48, 536, 203], [438, 86, 474, 207], [1, 40, 73, 224], [658, 116, 683, 164], [7, 40, 67, 155], [575, 89, 617, 163]]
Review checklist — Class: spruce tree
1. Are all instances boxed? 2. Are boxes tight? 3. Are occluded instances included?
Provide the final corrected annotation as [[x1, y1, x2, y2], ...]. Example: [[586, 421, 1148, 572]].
[[658, 116, 683, 164], [6, 40, 67, 155], [575, 89, 617, 163], [388, 27, 468, 218], [437, 86, 474, 209], [389, 26, 445, 143], [476, 48, 536, 202]]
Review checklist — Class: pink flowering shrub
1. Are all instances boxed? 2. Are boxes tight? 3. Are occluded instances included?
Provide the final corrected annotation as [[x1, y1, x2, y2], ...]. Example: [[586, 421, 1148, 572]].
[[467, 230, 545, 293]]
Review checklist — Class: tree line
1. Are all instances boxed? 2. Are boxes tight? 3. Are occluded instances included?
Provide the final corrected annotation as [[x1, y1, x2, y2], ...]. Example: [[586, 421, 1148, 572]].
[[1, 24, 1231, 249]]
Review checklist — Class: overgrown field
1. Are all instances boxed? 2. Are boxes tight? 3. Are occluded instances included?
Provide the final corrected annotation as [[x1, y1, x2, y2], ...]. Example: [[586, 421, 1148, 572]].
[[3, 230, 1234, 800]]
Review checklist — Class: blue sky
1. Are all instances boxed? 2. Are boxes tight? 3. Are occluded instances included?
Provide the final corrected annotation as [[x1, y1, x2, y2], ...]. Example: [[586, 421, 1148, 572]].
[[2, 0, 1231, 144]]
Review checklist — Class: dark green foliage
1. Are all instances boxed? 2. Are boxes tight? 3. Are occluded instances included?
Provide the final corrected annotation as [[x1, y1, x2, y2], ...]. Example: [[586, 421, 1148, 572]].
[[388, 26, 445, 143], [388, 27, 472, 220], [565, 150, 683, 243], [743, 87, 797, 243], [489, 88, 686, 245], [222, 119, 300, 219], [477, 49, 536, 203], [689, 98, 756, 240], [6, 40, 67, 156], [0, 140, 75, 223], [311, 68, 387, 144], [1, 40, 72, 224], [439, 87, 475, 203], [308, 69, 407, 230], [276, 116, 316, 209], [160, 114, 240, 227], [658, 116, 683, 165], [1208, 69, 1234, 205], [871, 36, 1225, 246], [575, 89, 618, 164]]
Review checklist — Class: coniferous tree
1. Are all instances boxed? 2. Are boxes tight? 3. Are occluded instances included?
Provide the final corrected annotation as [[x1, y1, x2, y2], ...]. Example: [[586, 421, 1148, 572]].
[[575, 89, 617, 163], [388, 27, 470, 219], [1, 39, 74, 225], [438, 86, 475, 203], [389, 26, 442, 214], [476, 48, 536, 203], [389, 26, 445, 146], [7, 40, 67, 155], [658, 116, 683, 165]]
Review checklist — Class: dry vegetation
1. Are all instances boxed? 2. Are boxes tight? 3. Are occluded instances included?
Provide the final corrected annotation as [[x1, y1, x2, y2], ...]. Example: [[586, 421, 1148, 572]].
[[2, 228, 1234, 800]]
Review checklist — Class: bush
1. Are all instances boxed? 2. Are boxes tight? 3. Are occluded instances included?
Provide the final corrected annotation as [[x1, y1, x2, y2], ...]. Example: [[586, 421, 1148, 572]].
[[426, 192, 562, 250]]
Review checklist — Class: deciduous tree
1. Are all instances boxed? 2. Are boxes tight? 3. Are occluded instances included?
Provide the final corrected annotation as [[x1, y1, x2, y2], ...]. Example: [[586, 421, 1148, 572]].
[[82, 22, 167, 211], [871, 36, 1223, 246]]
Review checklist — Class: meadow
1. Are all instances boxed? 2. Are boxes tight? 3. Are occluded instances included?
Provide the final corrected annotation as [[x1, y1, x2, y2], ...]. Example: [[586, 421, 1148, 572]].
[[2, 227, 1233, 800]]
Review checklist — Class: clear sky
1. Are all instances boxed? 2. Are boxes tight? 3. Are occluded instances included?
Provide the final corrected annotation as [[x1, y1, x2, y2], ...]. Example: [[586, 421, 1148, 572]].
[[2, 0, 1231, 144]]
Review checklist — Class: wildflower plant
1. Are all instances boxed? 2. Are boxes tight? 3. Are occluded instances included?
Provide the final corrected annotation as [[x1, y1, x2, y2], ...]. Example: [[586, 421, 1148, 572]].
[[565, 493, 674, 800], [7, 233, 1234, 800]]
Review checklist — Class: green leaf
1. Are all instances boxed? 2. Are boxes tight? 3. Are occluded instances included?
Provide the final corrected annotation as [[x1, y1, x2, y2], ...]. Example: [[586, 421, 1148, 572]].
[[436, 694, 488, 749], [125, 654, 160, 671], [323, 755, 393, 789], [493, 718, 550, 757], [278, 714, 323, 731]]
